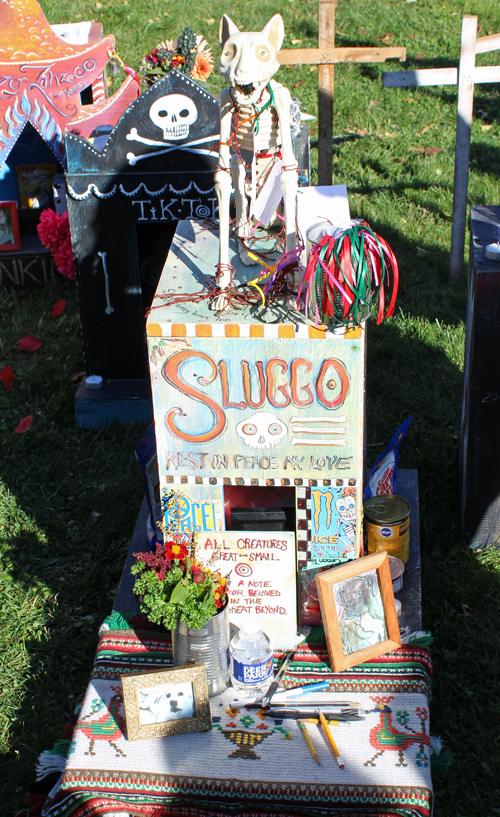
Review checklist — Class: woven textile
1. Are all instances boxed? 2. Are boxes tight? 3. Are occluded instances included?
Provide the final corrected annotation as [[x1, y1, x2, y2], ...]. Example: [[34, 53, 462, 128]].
[[45, 629, 433, 817]]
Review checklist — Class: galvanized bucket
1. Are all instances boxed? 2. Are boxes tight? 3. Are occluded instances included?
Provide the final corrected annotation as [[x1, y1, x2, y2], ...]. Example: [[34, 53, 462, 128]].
[[172, 605, 230, 697]]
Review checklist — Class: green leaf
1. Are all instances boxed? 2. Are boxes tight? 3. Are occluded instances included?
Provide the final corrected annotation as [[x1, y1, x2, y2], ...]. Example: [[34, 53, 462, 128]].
[[170, 579, 190, 604]]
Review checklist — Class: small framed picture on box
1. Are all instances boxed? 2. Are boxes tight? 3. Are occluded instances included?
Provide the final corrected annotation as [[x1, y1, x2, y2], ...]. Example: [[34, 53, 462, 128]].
[[121, 663, 211, 741], [316, 551, 401, 672], [0, 201, 21, 252]]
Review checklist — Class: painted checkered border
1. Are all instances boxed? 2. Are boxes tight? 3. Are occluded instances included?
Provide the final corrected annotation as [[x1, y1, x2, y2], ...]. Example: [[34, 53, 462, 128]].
[[147, 321, 359, 340], [296, 478, 359, 565], [159, 475, 355, 488]]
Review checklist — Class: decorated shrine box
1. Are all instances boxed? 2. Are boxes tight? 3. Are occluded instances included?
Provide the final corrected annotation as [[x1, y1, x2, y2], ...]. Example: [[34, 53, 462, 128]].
[[146, 220, 366, 568]]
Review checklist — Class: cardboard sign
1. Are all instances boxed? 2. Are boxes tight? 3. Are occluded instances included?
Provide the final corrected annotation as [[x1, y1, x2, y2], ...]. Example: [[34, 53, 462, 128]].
[[197, 531, 297, 650]]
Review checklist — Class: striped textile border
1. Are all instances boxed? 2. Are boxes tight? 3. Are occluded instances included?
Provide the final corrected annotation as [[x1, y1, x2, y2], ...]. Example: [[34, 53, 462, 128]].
[[147, 322, 362, 340]]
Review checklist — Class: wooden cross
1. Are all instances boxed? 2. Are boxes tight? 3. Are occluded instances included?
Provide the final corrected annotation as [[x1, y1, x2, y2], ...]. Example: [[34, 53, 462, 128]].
[[382, 16, 500, 281], [278, 0, 406, 185]]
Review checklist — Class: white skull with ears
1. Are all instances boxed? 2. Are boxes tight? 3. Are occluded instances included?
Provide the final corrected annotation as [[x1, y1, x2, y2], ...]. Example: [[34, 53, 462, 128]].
[[149, 94, 198, 140], [236, 411, 287, 450]]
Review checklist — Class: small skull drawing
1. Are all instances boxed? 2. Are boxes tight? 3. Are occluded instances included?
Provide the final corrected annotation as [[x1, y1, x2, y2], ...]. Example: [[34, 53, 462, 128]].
[[335, 488, 356, 542], [149, 94, 198, 140], [236, 411, 287, 450]]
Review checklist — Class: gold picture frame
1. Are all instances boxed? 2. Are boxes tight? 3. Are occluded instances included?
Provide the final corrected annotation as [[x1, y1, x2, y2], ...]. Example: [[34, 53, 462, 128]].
[[121, 663, 211, 741], [316, 551, 401, 672]]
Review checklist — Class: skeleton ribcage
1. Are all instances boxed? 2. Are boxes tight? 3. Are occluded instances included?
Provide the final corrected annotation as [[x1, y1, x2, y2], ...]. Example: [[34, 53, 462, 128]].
[[235, 103, 280, 155], [343, 524, 356, 541]]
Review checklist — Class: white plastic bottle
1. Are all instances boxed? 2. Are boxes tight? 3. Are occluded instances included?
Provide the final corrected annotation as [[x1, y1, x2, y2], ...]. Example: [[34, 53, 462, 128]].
[[230, 614, 274, 696]]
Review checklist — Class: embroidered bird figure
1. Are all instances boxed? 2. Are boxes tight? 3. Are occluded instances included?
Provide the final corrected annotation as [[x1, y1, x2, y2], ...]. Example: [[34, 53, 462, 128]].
[[75, 692, 127, 758], [365, 698, 430, 767]]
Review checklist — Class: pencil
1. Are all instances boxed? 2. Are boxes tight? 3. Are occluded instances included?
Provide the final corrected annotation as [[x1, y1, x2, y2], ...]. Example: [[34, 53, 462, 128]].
[[298, 720, 320, 765], [318, 708, 345, 769]]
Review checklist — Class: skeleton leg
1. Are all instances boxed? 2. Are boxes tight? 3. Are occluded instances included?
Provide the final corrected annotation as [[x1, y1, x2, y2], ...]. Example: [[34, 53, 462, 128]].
[[232, 157, 255, 266], [211, 167, 233, 311]]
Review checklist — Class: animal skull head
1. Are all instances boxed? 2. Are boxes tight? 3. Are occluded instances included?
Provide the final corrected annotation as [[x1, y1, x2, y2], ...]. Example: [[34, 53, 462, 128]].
[[218, 14, 284, 103], [236, 411, 287, 450], [149, 94, 198, 140], [336, 491, 356, 524]]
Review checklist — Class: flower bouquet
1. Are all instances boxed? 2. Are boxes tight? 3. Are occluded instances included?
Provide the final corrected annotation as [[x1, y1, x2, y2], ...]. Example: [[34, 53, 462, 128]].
[[131, 534, 229, 631], [139, 26, 213, 86]]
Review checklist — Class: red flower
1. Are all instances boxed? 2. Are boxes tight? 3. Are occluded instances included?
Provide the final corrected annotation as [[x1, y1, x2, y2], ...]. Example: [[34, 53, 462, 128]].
[[37, 210, 75, 279], [133, 543, 173, 580], [190, 564, 206, 584], [164, 541, 189, 561], [170, 55, 186, 68]]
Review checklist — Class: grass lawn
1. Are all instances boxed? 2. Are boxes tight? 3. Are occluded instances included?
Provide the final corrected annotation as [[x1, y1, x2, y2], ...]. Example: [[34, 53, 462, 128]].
[[2, 0, 500, 814]]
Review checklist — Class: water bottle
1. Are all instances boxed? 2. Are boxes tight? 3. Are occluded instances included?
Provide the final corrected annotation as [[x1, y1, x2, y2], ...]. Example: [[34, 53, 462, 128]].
[[230, 614, 274, 696]]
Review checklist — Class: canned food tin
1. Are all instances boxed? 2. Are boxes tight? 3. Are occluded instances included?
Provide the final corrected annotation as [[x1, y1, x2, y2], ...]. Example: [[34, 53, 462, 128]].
[[364, 495, 410, 564], [388, 555, 405, 593]]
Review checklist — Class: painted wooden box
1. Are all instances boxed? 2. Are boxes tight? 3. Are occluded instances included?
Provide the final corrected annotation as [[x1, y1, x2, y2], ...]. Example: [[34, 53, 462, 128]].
[[146, 220, 366, 569]]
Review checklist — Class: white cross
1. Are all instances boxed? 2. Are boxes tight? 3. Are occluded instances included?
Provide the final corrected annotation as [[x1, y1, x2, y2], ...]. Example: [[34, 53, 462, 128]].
[[383, 18, 500, 281]]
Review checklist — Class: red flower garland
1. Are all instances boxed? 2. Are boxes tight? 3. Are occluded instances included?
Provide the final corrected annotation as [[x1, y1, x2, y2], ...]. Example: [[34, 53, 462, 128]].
[[37, 209, 75, 280]]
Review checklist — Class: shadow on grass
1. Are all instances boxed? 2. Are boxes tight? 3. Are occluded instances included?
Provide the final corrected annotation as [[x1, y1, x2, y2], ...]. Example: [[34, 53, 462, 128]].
[[0, 283, 148, 811], [366, 321, 500, 816], [469, 141, 500, 177]]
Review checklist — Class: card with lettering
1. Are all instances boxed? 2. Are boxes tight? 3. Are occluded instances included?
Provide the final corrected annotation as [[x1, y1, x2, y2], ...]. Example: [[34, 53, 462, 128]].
[[160, 484, 224, 532], [197, 531, 297, 650], [308, 484, 357, 566]]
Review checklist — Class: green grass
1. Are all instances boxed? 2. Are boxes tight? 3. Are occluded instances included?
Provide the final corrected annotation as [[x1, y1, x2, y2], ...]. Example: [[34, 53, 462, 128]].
[[2, 0, 500, 814]]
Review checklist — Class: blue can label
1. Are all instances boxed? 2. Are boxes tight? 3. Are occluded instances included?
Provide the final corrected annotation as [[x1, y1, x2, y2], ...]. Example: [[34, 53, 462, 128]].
[[380, 527, 393, 538], [231, 656, 273, 685]]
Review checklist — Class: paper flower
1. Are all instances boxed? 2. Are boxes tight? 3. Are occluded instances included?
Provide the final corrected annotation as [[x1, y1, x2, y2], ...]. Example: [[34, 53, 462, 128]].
[[37, 210, 75, 280]]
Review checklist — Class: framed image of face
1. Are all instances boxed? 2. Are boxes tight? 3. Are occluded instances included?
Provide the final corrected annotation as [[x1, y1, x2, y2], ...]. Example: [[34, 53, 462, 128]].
[[316, 551, 401, 672], [121, 664, 211, 740], [0, 201, 21, 252]]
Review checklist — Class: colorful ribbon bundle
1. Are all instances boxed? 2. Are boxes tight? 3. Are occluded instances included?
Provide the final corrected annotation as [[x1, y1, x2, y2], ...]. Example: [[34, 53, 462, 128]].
[[246, 248, 302, 307], [297, 221, 399, 328]]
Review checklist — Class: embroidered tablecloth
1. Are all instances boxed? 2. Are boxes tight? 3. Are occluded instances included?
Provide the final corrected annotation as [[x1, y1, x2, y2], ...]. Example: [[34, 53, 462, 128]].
[[45, 629, 433, 817]]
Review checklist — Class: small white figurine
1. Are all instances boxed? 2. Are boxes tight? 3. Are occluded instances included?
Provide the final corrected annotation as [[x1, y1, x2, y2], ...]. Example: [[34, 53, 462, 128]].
[[212, 13, 299, 311]]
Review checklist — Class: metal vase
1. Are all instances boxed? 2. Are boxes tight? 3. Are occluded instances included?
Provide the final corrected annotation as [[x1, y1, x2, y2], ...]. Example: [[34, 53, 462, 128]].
[[172, 605, 230, 697]]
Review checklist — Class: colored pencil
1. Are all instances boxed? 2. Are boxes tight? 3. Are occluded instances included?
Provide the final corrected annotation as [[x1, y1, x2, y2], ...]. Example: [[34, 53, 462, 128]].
[[318, 708, 345, 769], [298, 720, 320, 765]]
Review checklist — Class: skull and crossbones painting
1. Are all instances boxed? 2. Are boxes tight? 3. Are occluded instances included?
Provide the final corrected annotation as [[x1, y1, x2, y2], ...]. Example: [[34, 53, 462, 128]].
[[124, 80, 219, 166]]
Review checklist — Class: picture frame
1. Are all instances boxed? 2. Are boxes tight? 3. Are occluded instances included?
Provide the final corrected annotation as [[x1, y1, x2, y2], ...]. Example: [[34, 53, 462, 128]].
[[316, 551, 401, 672], [0, 201, 21, 252], [121, 663, 211, 741]]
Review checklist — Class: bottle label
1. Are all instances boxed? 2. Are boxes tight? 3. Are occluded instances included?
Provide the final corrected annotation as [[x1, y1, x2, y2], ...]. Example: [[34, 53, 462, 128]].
[[231, 655, 273, 685]]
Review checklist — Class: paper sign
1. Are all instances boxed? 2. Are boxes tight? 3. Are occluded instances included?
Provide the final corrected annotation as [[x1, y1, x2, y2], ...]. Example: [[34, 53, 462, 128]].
[[198, 531, 297, 650], [252, 159, 283, 227], [296, 184, 350, 247]]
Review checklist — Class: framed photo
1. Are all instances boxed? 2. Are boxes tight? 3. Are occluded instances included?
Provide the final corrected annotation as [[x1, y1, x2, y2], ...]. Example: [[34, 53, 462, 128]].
[[121, 663, 211, 741], [0, 201, 21, 252], [316, 551, 401, 672]]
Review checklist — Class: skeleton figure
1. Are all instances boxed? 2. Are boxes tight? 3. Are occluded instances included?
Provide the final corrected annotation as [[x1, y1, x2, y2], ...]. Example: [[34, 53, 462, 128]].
[[334, 487, 357, 544], [212, 14, 299, 311]]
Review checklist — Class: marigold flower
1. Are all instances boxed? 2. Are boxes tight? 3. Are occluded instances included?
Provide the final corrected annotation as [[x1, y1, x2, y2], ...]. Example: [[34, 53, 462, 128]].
[[164, 540, 189, 560]]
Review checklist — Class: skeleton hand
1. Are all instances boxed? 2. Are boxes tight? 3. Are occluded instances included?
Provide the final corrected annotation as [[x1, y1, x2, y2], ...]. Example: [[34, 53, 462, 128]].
[[209, 291, 231, 312]]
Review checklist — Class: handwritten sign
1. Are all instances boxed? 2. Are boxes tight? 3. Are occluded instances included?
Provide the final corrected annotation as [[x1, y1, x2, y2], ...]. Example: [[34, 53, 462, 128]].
[[197, 531, 297, 650]]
